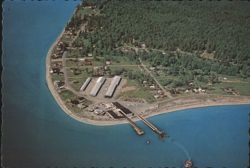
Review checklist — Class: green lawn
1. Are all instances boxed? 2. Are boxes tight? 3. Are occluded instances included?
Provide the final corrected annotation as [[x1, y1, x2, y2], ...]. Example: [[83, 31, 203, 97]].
[[109, 65, 141, 73], [120, 87, 155, 103], [65, 59, 79, 67], [109, 56, 139, 65], [218, 75, 250, 82], [210, 82, 250, 96], [69, 78, 88, 91], [119, 78, 156, 103], [59, 90, 76, 101], [51, 74, 64, 81]]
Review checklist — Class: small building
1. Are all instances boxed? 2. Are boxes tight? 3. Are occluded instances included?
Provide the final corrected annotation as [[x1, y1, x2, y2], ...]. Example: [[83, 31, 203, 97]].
[[54, 81, 65, 89], [93, 66, 104, 76], [71, 99, 80, 105], [154, 95, 160, 99], [94, 109, 105, 115], [84, 59, 92, 65], [193, 88, 198, 93], [141, 43, 146, 49], [106, 60, 112, 65], [105, 76, 122, 98], [149, 85, 156, 89], [90, 77, 106, 97], [77, 103, 87, 109], [80, 77, 92, 91], [157, 90, 164, 95], [149, 67, 156, 71], [50, 67, 61, 74]]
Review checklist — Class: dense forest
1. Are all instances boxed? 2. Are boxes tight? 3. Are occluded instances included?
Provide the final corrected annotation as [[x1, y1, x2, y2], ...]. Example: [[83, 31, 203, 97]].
[[71, 0, 250, 78]]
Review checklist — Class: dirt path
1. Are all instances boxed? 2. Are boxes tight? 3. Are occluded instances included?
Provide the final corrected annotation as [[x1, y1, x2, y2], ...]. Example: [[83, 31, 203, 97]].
[[139, 57, 173, 98], [61, 22, 89, 95], [221, 80, 250, 84]]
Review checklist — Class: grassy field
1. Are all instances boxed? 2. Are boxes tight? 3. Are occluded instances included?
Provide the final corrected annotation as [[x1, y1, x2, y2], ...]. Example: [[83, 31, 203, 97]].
[[210, 82, 250, 96], [118, 78, 156, 103], [119, 87, 155, 103], [69, 78, 87, 91], [51, 73, 64, 81], [109, 65, 141, 75], [109, 56, 139, 65], [65, 59, 80, 67], [67, 49, 82, 58], [59, 90, 76, 101], [66, 68, 90, 91]]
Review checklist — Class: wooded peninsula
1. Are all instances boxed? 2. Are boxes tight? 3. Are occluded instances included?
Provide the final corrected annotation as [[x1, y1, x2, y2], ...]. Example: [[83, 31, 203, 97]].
[[46, 0, 250, 125]]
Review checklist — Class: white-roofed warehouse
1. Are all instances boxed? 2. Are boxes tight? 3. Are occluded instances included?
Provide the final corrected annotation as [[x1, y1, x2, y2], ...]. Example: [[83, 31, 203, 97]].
[[90, 77, 106, 97], [105, 76, 122, 98], [80, 77, 92, 91]]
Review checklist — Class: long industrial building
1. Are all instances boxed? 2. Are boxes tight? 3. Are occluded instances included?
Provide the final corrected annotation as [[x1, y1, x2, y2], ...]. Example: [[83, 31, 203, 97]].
[[105, 76, 122, 98], [80, 77, 92, 91], [90, 77, 106, 97]]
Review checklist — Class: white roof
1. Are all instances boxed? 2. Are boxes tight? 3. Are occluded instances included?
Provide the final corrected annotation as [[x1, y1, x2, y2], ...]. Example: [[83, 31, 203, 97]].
[[105, 76, 122, 97], [80, 77, 92, 91], [90, 77, 106, 96]]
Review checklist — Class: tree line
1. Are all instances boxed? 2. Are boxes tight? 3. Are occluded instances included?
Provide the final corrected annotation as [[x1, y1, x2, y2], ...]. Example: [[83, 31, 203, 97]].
[[75, 0, 250, 78]]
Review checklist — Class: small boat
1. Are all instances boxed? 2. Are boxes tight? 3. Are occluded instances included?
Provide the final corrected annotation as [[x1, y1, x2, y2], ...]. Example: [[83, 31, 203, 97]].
[[184, 160, 193, 168], [146, 140, 151, 144]]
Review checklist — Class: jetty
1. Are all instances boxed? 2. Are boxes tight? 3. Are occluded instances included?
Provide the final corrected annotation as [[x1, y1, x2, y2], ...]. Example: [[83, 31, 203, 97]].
[[112, 102, 144, 135], [119, 110, 144, 136], [113, 102, 165, 138], [137, 114, 166, 139]]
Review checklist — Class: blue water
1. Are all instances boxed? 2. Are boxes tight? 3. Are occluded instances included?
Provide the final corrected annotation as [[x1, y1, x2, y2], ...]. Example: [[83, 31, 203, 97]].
[[2, 1, 250, 168]]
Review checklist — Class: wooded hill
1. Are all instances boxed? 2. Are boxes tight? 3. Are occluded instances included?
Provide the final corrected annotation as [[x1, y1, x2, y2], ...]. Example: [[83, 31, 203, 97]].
[[74, 0, 250, 77]]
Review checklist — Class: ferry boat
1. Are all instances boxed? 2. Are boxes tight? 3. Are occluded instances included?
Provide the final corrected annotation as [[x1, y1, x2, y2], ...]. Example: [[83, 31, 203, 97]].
[[184, 160, 193, 168]]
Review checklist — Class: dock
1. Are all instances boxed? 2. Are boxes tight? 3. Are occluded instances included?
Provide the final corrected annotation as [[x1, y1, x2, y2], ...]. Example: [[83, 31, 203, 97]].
[[119, 110, 144, 136], [137, 114, 166, 139], [112, 102, 144, 136], [112, 102, 132, 115], [112, 102, 165, 138]]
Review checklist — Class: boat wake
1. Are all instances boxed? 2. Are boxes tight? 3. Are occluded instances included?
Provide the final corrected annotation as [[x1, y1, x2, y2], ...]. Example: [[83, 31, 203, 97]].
[[169, 137, 191, 160]]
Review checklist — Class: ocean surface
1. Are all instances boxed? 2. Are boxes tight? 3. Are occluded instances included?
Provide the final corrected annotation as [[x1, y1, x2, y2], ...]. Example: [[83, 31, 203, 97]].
[[2, 1, 249, 168]]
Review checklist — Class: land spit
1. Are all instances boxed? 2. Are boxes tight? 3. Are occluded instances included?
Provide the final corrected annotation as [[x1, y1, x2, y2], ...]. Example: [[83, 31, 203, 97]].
[[45, 6, 250, 126]]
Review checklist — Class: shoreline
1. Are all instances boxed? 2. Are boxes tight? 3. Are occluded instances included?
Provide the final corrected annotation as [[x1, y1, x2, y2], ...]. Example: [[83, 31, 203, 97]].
[[45, 9, 250, 127], [47, 49, 250, 126]]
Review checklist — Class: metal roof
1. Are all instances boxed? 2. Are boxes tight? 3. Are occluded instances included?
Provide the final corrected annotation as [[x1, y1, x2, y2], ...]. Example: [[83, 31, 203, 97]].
[[90, 77, 106, 96], [105, 76, 122, 98], [80, 77, 92, 91]]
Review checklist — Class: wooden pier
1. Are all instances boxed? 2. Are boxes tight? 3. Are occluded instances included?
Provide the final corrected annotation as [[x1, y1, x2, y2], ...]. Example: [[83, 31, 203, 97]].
[[119, 110, 144, 136], [137, 114, 166, 139], [112, 102, 165, 138]]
